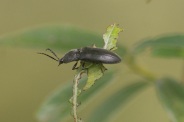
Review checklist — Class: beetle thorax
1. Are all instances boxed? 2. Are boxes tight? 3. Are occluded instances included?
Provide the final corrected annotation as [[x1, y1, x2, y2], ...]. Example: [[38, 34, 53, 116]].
[[59, 49, 80, 64]]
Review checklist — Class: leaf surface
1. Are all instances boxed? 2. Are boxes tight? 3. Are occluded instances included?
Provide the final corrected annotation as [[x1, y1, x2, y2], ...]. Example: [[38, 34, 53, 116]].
[[82, 24, 123, 90], [134, 35, 184, 58], [103, 24, 123, 50], [156, 78, 184, 122], [0, 25, 103, 50], [37, 72, 114, 122], [88, 81, 148, 122]]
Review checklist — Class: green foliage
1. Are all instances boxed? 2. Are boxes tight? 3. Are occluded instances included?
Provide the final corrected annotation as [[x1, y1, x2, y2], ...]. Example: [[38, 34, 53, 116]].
[[0, 25, 103, 50], [156, 78, 184, 122], [1, 24, 184, 122], [134, 35, 184, 58], [69, 24, 122, 121], [37, 72, 115, 122], [36, 83, 72, 122], [81, 24, 122, 91], [79, 71, 115, 102], [82, 63, 106, 90], [103, 24, 123, 50], [88, 81, 149, 122]]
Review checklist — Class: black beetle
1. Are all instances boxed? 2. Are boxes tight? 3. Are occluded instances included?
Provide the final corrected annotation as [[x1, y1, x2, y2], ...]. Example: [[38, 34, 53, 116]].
[[38, 47, 121, 70]]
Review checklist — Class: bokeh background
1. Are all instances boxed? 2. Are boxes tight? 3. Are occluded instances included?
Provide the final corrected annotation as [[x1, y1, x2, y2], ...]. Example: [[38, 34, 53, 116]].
[[0, 0, 184, 122]]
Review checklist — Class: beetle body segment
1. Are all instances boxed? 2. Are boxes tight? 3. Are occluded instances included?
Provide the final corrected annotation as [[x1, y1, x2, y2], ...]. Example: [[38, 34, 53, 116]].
[[79, 47, 121, 64], [59, 47, 121, 65], [59, 49, 80, 63]]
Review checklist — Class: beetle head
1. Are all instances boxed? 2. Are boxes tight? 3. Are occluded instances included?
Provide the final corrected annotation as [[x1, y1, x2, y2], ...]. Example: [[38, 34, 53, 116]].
[[58, 49, 80, 65]]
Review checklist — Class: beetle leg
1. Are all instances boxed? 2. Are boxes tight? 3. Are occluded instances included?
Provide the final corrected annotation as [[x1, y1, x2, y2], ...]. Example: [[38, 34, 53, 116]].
[[109, 47, 116, 51], [72, 61, 78, 70], [79, 61, 89, 70], [100, 66, 108, 74], [81, 62, 86, 69], [104, 67, 108, 70]]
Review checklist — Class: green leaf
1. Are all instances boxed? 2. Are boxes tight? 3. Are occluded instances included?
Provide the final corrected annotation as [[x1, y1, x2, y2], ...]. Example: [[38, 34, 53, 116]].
[[87, 81, 148, 122], [0, 25, 103, 50], [36, 83, 72, 122], [79, 71, 114, 102], [81, 24, 123, 90], [134, 34, 184, 58], [156, 78, 184, 122], [103, 24, 123, 50], [37, 72, 114, 122], [152, 47, 184, 58], [83, 63, 106, 90]]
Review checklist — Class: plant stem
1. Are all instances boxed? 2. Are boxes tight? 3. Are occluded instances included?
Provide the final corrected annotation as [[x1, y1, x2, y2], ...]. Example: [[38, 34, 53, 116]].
[[124, 53, 156, 82], [182, 60, 184, 84], [72, 70, 84, 122], [129, 62, 156, 81], [73, 74, 78, 122]]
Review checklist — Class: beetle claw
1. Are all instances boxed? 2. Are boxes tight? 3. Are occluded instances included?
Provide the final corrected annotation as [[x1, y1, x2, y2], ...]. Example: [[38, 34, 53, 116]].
[[72, 61, 79, 70]]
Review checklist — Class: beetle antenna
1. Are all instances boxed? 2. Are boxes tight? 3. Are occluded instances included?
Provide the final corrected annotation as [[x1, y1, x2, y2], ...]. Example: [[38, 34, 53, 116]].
[[46, 48, 60, 60], [37, 52, 58, 62]]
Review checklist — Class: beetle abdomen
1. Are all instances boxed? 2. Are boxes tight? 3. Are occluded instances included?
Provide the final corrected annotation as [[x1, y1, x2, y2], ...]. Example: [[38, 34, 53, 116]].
[[79, 47, 121, 64]]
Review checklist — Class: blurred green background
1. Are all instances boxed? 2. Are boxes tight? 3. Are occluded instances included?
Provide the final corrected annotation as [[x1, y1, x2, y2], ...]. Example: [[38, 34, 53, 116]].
[[0, 0, 184, 122]]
